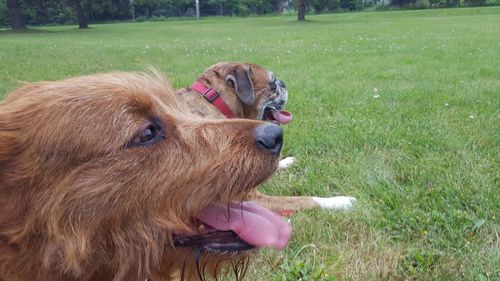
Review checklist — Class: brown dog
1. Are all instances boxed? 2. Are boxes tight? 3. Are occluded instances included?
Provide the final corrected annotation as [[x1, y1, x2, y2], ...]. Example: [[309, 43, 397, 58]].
[[177, 62, 356, 213], [0, 71, 291, 281]]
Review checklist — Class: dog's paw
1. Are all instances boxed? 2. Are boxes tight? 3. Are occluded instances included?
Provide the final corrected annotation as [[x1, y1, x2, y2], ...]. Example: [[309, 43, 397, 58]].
[[312, 196, 356, 210], [278, 157, 296, 171]]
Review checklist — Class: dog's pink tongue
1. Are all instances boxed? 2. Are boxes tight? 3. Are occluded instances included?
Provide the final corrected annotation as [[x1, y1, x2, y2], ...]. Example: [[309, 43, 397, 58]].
[[198, 202, 291, 249], [272, 110, 293, 124]]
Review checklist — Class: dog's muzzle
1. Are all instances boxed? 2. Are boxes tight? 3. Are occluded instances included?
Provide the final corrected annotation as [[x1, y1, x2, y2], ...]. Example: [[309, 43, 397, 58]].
[[262, 79, 293, 124]]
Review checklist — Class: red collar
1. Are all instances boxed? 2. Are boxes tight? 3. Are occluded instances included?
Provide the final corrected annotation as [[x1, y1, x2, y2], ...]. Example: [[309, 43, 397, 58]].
[[190, 81, 235, 118]]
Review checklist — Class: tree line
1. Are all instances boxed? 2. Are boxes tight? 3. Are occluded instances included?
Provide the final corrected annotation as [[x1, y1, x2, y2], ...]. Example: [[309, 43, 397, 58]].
[[1, 0, 498, 30]]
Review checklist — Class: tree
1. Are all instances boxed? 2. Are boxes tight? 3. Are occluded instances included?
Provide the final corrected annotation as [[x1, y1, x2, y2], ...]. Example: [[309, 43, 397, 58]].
[[391, 0, 417, 6], [64, 0, 87, 28], [297, 0, 305, 21], [340, 0, 357, 10], [310, 0, 340, 12], [208, 0, 224, 15], [464, 0, 485, 5], [7, 0, 26, 29]]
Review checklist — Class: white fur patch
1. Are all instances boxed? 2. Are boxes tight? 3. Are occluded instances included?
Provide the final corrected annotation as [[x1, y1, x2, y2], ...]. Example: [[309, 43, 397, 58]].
[[312, 196, 356, 210], [278, 157, 296, 171]]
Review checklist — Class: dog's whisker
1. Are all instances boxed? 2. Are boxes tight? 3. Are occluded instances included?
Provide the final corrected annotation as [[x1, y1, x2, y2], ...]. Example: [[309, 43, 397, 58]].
[[180, 258, 187, 281], [194, 246, 205, 281], [231, 260, 239, 280], [214, 259, 224, 281], [202, 260, 208, 281]]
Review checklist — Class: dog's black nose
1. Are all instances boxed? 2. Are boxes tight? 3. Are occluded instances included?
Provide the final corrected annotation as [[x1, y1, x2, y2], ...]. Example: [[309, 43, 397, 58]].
[[254, 123, 283, 155]]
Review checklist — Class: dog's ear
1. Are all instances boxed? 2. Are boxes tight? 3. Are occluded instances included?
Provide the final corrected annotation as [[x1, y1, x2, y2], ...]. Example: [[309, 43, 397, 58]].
[[225, 67, 255, 106]]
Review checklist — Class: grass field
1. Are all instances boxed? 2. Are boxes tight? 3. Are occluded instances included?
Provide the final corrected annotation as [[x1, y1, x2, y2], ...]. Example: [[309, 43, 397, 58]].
[[1, 7, 499, 281]]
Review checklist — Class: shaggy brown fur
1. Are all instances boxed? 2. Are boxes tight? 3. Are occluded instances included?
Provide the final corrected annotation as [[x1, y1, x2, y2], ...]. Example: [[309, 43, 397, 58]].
[[0, 71, 281, 281]]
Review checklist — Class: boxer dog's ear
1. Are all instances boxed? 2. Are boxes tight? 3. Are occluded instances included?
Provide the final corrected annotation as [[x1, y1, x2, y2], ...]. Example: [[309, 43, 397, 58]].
[[225, 66, 255, 106]]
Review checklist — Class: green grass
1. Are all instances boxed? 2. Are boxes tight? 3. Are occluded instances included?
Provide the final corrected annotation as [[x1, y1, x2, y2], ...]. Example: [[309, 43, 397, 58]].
[[1, 7, 499, 281]]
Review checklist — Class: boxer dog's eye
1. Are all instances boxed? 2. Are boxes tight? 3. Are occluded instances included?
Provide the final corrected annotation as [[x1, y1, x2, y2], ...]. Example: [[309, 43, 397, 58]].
[[127, 120, 165, 148]]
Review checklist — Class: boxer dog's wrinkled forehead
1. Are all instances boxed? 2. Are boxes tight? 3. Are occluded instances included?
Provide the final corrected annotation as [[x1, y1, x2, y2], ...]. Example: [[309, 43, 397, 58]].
[[267, 71, 286, 91]]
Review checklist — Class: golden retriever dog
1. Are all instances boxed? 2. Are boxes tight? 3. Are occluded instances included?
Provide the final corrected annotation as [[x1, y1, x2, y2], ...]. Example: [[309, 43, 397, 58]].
[[0, 71, 291, 281]]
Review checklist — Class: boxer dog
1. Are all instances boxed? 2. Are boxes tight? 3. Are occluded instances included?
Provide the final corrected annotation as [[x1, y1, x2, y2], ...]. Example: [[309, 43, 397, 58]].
[[177, 62, 356, 213]]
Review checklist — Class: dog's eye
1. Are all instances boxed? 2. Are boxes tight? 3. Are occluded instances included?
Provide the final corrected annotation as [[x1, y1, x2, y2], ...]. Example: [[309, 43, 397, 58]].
[[128, 123, 164, 147], [137, 126, 156, 142]]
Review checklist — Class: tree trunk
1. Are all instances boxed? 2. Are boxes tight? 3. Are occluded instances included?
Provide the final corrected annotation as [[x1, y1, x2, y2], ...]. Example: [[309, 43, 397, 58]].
[[7, 0, 26, 30], [298, 0, 306, 21], [65, 0, 88, 29]]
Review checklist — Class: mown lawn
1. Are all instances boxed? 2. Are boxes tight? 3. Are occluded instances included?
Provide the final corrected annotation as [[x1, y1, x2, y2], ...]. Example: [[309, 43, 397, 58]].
[[1, 7, 499, 281]]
